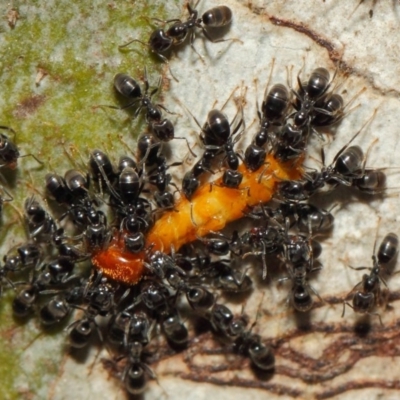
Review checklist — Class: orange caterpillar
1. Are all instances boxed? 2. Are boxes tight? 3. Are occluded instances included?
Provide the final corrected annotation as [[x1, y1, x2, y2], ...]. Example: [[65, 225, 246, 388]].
[[92, 154, 303, 284]]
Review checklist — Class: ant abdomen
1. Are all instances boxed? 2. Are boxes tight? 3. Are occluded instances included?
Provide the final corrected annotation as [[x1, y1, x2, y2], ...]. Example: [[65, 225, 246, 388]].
[[353, 169, 386, 194], [248, 339, 275, 371], [334, 146, 364, 176], [202, 109, 231, 146], [202, 6, 233, 28], [114, 73, 141, 98], [306, 67, 331, 99], [291, 283, 313, 312], [262, 83, 290, 121], [377, 233, 398, 265], [313, 93, 344, 127], [149, 29, 173, 53]]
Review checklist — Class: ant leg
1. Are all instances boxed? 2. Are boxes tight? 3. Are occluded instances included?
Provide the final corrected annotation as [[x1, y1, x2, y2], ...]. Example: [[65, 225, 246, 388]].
[[150, 17, 181, 25], [157, 103, 179, 116], [151, 52, 179, 82], [360, 137, 378, 177], [368, 310, 383, 326], [190, 201, 199, 229], [19, 153, 44, 165], [262, 58, 276, 105], [143, 66, 150, 94], [348, 265, 370, 271], [201, 27, 242, 45], [0, 184, 13, 202], [296, 58, 306, 93], [331, 108, 378, 164], [97, 99, 140, 112], [341, 300, 364, 318], [189, 31, 205, 64], [220, 85, 240, 113], [308, 283, 324, 304], [190, 0, 200, 12], [174, 137, 197, 157], [260, 241, 268, 280], [348, 0, 365, 19], [341, 301, 352, 317], [257, 162, 272, 183], [0, 125, 17, 142], [119, 38, 147, 50]]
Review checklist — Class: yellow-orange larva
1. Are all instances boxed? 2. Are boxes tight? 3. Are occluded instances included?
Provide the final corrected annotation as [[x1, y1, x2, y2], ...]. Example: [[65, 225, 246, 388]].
[[92, 154, 303, 284]]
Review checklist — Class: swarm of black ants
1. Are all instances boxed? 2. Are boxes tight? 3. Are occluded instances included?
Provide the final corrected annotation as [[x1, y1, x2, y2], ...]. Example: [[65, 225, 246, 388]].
[[1, 3, 399, 397]]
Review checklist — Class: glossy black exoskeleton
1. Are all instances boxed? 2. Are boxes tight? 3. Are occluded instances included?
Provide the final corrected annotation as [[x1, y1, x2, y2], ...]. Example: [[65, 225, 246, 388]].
[[39, 283, 84, 326], [234, 330, 275, 371], [182, 153, 214, 200], [120, 4, 234, 65], [45, 172, 74, 205], [0, 126, 20, 169], [122, 341, 155, 395], [111, 71, 176, 142], [24, 197, 57, 240], [162, 311, 189, 345], [343, 232, 399, 323], [89, 149, 117, 186], [290, 67, 336, 130], [241, 224, 285, 279], [12, 270, 54, 318]]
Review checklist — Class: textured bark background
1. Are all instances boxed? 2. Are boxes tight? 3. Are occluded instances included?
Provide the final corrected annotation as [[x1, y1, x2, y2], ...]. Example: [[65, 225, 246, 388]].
[[1, 1, 400, 399]]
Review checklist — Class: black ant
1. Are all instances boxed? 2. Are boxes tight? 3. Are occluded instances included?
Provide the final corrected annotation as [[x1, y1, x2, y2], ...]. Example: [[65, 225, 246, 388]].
[[182, 153, 214, 200], [287, 270, 318, 312], [88, 147, 155, 254], [272, 66, 340, 161], [105, 306, 157, 394], [146, 255, 215, 313], [251, 202, 334, 233], [120, 341, 155, 395], [161, 310, 189, 346], [120, 3, 235, 66], [109, 71, 175, 142], [245, 80, 290, 170], [11, 265, 64, 318], [113, 167, 152, 253], [40, 283, 85, 326], [209, 302, 275, 370], [137, 134, 181, 209], [244, 72, 290, 171], [89, 149, 118, 187], [182, 94, 245, 198], [0, 125, 20, 169], [277, 112, 379, 201], [24, 196, 57, 240], [343, 231, 399, 324], [241, 223, 286, 280], [281, 234, 323, 312], [289, 66, 338, 131], [0, 125, 43, 169], [245, 61, 290, 171], [351, 168, 387, 194], [67, 273, 116, 347], [207, 259, 253, 292], [100, 70, 194, 154], [45, 172, 74, 205]]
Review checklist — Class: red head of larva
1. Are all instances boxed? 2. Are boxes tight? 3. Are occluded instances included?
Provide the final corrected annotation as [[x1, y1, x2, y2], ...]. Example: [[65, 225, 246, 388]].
[[91, 235, 147, 285]]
